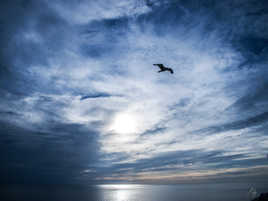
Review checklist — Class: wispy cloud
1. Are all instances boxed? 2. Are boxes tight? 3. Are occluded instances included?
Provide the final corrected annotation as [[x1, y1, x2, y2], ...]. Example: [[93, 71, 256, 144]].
[[1, 0, 268, 185], [80, 93, 116, 101]]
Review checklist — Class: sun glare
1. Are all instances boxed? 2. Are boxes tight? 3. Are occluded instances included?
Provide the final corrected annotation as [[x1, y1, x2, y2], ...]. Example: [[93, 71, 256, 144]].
[[115, 190, 129, 201], [111, 113, 138, 134]]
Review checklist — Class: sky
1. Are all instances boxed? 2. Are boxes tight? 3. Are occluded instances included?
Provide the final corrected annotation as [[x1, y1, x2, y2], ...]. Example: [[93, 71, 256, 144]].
[[1, 0, 268, 186]]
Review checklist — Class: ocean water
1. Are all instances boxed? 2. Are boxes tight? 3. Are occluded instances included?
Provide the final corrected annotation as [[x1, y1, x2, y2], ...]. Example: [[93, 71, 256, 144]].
[[1, 183, 268, 201]]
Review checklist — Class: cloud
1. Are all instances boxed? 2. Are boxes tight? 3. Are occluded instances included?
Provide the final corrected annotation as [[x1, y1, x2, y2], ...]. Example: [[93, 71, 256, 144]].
[[1, 0, 268, 185], [80, 93, 116, 101], [48, 0, 151, 24], [194, 112, 268, 135], [0, 120, 101, 185]]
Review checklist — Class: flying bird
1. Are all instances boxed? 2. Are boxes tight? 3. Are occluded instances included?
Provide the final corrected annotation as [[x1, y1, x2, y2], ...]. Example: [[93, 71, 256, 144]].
[[153, 64, 174, 74]]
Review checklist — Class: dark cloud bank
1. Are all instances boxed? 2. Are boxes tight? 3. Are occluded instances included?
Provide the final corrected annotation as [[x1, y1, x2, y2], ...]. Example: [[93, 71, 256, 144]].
[[1, 0, 268, 193]]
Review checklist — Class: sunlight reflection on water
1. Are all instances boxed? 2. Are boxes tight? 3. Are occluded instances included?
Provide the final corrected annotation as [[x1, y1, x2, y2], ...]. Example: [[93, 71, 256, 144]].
[[93, 183, 268, 201], [98, 184, 144, 190], [97, 184, 143, 201]]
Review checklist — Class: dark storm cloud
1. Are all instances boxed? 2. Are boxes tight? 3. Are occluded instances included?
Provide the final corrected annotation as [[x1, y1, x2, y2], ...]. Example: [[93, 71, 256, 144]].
[[247, 8, 268, 16], [232, 36, 268, 69], [0, 120, 100, 185]]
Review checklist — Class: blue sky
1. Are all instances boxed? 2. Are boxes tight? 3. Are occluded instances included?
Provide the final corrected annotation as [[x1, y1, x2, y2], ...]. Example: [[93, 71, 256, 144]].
[[1, 0, 268, 185]]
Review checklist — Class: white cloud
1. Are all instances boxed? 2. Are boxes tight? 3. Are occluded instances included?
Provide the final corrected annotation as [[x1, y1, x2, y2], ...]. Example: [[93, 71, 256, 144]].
[[48, 0, 151, 24], [22, 15, 246, 165], [6, 1, 268, 179]]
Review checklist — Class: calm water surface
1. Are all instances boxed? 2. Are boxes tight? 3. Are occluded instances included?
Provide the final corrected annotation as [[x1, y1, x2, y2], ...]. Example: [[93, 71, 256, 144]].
[[1, 183, 268, 201], [94, 183, 268, 201]]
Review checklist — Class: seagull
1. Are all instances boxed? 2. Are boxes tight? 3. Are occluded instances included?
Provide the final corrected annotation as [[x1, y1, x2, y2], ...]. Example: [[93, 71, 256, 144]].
[[153, 64, 174, 74]]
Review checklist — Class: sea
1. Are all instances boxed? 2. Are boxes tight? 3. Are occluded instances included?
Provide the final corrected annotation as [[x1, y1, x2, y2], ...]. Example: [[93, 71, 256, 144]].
[[1, 182, 268, 201]]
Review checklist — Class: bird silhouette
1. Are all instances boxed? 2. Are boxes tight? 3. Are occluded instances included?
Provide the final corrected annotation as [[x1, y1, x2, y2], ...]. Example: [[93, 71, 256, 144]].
[[153, 64, 174, 74]]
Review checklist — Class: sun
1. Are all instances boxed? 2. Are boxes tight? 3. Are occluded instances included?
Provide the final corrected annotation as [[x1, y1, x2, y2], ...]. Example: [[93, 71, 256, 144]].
[[110, 113, 138, 134]]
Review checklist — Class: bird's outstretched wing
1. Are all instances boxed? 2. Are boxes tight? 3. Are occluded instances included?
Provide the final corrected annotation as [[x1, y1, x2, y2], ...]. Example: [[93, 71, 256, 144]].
[[153, 64, 174, 74], [169, 68, 174, 74], [153, 64, 164, 70]]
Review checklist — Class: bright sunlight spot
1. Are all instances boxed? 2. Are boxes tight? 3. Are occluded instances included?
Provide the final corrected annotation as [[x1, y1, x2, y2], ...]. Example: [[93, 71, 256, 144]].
[[110, 113, 138, 134]]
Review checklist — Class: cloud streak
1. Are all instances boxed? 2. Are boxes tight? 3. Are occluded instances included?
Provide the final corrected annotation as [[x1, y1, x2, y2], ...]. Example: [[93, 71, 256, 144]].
[[1, 0, 268, 185]]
